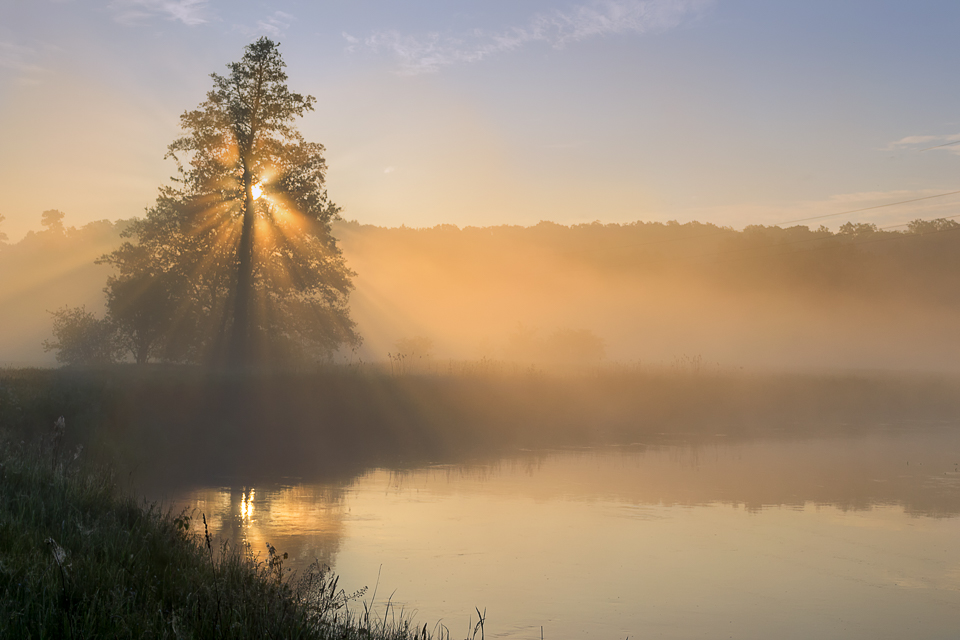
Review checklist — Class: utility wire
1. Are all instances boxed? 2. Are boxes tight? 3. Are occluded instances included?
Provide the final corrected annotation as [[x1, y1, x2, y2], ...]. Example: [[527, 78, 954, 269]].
[[550, 129, 960, 259], [588, 211, 960, 270], [776, 190, 960, 225], [702, 213, 960, 268], [639, 211, 960, 274], [920, 139, 960, 152], [563, 190, 960, 257]]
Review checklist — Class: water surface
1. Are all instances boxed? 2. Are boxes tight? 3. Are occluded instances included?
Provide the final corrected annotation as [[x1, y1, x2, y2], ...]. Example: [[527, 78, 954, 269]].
[[163, 427, 960, 639]]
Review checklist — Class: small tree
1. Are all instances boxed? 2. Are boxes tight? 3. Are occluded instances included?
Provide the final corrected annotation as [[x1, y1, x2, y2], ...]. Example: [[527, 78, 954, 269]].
[[41, 210, 66, 233], [42, 306, 121, 366], [0, 214, 7, 243]]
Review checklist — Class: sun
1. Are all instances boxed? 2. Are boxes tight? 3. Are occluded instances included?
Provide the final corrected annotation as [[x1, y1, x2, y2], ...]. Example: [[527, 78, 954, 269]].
[[251, 182, 264, 200]]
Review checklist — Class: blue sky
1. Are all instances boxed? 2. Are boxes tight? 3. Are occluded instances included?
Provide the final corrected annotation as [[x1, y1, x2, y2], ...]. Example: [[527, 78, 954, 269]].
[[3, 0, 960, 240]]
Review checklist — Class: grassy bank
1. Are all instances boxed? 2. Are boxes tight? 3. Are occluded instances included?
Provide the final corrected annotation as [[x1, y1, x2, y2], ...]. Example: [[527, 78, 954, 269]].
[[2, 365, 960, 486], [0, 424, 440, 639]]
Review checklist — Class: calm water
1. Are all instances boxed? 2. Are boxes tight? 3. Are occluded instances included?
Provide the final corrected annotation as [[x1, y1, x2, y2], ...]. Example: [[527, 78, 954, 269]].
[[162, 427, 960, 639]]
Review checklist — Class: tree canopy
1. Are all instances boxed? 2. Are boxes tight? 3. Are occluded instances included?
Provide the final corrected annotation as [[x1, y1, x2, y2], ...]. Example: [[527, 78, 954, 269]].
[[100, 38, 358, 366]]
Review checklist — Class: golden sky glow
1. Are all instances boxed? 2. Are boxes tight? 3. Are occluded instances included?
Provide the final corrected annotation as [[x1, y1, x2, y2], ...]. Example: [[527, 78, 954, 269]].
[[4, 3, 960, 241]]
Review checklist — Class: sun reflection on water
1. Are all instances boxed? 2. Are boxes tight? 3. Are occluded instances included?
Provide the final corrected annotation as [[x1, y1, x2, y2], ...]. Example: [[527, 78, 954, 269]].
[[240, 487, 254, 523]]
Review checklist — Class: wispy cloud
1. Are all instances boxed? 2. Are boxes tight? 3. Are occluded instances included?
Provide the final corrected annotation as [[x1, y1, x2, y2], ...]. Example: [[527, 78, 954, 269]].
[[886, 133, 960, 153], [0, 41, 40, 73], [256, 11, 293, 38], [233, 11, 294, 39], [0, 40, 50, 84], [343, 32, 360, 52], [110, 0, 211, 26], [351, 0, 712, 74]]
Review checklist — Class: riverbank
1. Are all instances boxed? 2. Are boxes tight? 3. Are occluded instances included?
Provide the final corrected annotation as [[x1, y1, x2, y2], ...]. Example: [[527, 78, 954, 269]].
[[0, 425, 438, 639], [3, 364, 960, 486]]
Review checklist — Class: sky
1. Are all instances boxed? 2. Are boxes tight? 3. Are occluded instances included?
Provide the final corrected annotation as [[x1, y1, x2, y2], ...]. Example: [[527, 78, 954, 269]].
[[3, 0, 960, 241]]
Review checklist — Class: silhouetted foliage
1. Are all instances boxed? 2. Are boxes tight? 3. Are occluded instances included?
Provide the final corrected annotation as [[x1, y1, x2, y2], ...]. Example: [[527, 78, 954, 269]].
[[40, 209, 66, 233], [908, 218, 960, 234], [100, 38, 358, 366], [0, 213, 7, 244], [42, 306, 121, 366], [839, 221, 878, 238], [102, 242, 173, 364]]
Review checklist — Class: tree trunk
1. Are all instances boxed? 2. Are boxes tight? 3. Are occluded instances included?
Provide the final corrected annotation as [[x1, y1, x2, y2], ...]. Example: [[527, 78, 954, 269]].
[[230, 164, 256, 367]]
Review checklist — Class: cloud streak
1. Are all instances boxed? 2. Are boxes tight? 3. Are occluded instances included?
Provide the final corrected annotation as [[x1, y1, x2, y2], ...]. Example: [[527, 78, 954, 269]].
[[110, 0, 211, 26], [886, 133, 960, 153], [257, 11, 293, 38], [352, 0, 711, 74], [0, 41, 41, 73], [0, 40, 50, 84], [234, 11, 293, 39]]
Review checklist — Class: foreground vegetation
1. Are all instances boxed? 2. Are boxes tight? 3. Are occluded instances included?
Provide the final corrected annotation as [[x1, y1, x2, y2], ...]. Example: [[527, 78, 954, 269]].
[[0, 423, 442, 639]]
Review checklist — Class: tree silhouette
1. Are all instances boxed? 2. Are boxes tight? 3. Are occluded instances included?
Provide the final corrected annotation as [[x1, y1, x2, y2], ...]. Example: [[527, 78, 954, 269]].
[[41, 210, 66, 233], [42, 306, 121, 366], [102, 38, 358, 366]]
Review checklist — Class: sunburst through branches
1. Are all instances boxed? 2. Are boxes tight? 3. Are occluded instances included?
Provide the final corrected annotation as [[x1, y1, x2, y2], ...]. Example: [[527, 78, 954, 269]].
[[99, 38, 359, 367]]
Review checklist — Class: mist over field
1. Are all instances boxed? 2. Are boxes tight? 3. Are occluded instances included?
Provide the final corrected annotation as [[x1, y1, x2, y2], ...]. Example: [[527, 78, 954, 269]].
[[5, 213, 960, 372]]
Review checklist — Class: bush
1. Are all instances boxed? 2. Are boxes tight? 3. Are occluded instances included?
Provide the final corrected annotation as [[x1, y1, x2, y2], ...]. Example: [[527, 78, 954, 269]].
[[42, 306, 122, 366]]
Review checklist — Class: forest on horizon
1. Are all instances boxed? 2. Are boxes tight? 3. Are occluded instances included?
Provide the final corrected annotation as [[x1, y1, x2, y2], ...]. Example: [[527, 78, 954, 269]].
[[3, 211, 960, 371]]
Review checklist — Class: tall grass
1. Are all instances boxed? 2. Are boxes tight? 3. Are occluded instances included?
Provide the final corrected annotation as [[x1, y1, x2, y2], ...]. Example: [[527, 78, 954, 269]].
[[0, 420, 448, 639]]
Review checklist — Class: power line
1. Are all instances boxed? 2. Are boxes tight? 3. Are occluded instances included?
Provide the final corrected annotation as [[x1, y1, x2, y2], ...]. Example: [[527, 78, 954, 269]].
[[685, 213, 960, 269], [563, 190, 960, 258], [590, 211, 960, 270], [920, 140, 960, 152], [777, 190, 960, 225]]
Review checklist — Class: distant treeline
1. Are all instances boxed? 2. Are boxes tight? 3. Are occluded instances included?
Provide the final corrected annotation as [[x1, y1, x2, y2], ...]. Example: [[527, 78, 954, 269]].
[[7, 214, 960, 303], [336, 218, 960, 305], [5, 212, 960, 367]]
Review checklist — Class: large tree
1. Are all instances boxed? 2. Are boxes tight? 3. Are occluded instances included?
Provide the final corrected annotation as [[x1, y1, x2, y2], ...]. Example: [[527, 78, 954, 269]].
[[102, 38, 358, 366]]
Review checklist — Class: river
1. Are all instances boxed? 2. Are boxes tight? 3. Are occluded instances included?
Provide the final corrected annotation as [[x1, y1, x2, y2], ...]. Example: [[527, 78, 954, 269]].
[[156, 425, 960, 639]]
